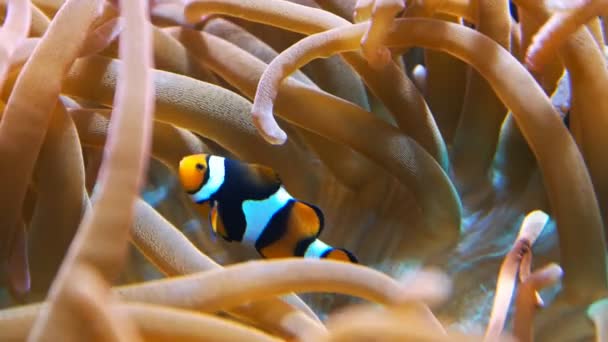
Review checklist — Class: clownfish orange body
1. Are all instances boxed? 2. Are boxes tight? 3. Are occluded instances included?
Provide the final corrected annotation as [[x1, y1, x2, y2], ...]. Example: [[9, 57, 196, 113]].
[[179, 154, 357, 263]]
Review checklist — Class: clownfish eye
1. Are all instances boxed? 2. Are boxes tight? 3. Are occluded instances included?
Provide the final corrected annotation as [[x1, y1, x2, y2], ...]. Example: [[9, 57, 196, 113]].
[[195, 163, 204, 171]]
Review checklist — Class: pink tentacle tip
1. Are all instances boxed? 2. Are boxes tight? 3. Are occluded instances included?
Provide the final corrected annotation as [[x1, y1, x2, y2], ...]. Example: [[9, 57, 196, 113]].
[[252, 111, 288, 145], [542, 263, 563, 279]]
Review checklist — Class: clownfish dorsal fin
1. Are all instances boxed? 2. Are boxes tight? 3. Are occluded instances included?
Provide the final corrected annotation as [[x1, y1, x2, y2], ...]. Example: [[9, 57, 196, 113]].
[[244, 163, 282, 188], [209, 204, 231, 241]]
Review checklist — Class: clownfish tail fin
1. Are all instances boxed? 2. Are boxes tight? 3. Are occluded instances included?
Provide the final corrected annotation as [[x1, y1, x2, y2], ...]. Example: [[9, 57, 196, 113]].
[[303, 239, 358, 263], [321, 247, 358, 263]]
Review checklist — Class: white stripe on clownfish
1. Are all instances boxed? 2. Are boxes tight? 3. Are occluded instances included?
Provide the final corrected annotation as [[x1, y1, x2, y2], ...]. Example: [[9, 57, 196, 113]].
[[191, 155, 225, 203], [241, 186, 293, 245], [304, 239, 332, 258]]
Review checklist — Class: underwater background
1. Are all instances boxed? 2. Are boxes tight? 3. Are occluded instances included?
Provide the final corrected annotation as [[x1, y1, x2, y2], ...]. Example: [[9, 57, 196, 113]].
[[0, 0, 607, 341]]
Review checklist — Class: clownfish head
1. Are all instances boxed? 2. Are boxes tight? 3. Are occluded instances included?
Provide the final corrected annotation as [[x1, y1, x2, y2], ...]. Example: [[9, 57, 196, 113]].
[[178, 154, 210, 194]]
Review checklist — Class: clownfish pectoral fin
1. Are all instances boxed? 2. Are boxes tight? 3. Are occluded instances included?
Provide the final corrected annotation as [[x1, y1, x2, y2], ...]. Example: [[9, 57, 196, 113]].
[[209, 204, 231, 242], [321, 248, 358, 263], [208, 204, 218, 236], [206, 204, 217, 243]]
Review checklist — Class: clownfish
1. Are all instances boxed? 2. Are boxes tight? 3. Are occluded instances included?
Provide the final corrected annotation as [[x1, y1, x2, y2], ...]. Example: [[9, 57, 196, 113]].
[[178, 154, 358, 263]]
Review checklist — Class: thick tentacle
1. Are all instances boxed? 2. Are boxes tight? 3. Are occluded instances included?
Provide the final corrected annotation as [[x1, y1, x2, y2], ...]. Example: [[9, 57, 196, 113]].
[[59, 55, 321, 200], [381, 17, 607, 301], [588, 297, 608, 342], [198, 20, 379, 190], [513, 263, 563, 342], [71, 108, 208, 171], [421, 14, 467, 144], [0, 0, 31, 87], [526, 0, 608, 70], [451, 0, 511, 192], [185, 0, 448, 169], [115, 262, 450, 312], [359, 0, 405, 69], [0, 0, 99, 284], [485, 210, 548, 341], [517, 0, 608, 230], [27, 104, 86, 299], [28, 0, 153, 338]]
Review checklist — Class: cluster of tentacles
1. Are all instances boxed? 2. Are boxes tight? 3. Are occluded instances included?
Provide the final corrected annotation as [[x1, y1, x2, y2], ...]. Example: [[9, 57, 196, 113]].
[[0, 0, 607, 340]]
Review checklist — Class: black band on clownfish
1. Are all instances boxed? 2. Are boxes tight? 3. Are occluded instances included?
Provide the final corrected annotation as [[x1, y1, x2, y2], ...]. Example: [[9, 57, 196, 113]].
[[178, 154, 358, 263]]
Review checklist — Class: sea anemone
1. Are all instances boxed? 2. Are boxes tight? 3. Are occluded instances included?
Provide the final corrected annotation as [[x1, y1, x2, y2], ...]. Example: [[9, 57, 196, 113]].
[[0, 0, 606, 340]]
